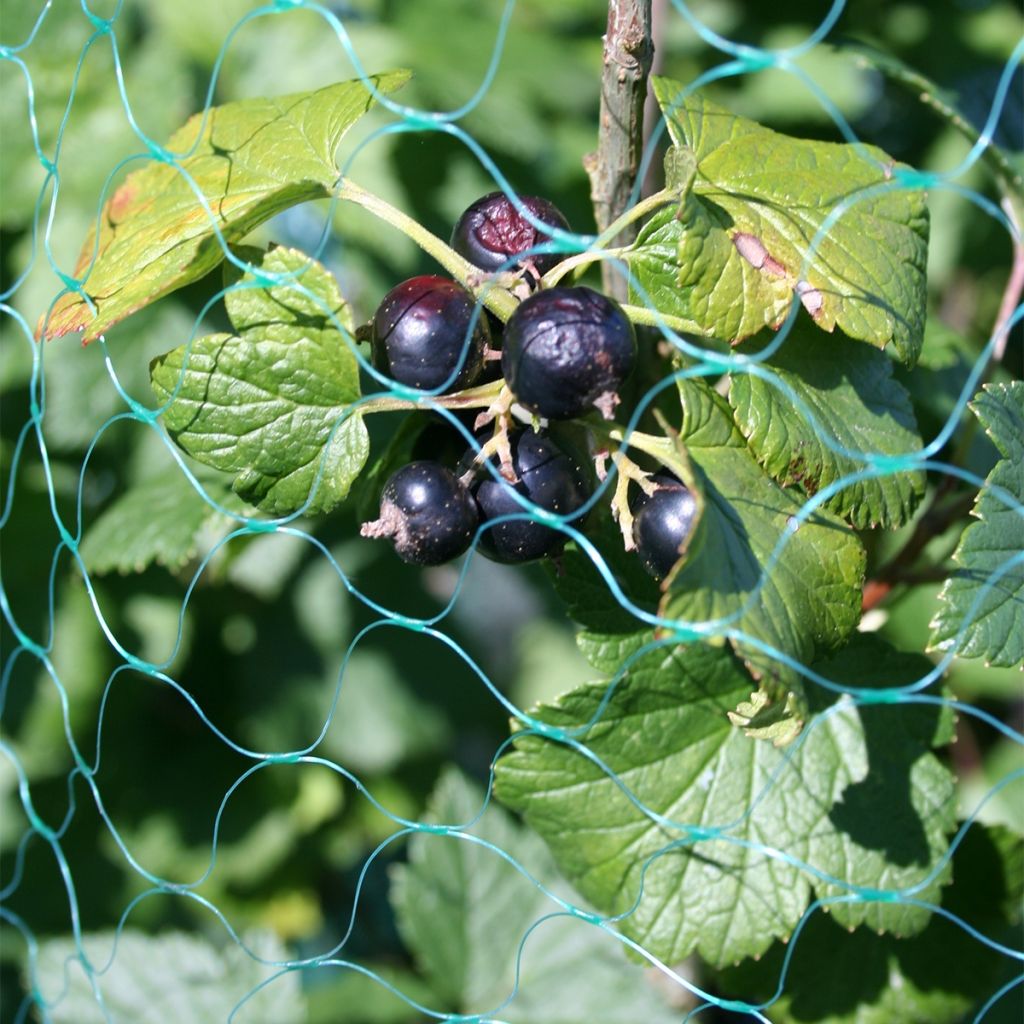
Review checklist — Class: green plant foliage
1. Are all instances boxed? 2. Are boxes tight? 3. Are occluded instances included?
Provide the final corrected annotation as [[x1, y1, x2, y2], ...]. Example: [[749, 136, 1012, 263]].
[[715, 823, 1024, 1024], [150, 246, 367, 516], [544, 506, 658, 673], [79, 465, 250, 574], [728, 318, 926, 529], [930, 381, 1024, 668], [662, 379, 865, 690], [4, 4, 1020, 1021], [495, 638, 957, 969], [390, 767, 680, 1022], [633, 81, 930, 362], [40, 72, 409, 342], [34, 929, 304, 1024]]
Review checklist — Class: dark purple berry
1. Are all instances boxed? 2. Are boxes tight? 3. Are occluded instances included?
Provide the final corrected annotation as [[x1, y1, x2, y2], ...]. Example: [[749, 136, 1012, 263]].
[[467, 428, 591, 563], [361, 461, 479, 566], [451, 191, 570, 277], [372, 276, 487, 392], [631, 474, 699, 581], [501, 286, 636, 421]]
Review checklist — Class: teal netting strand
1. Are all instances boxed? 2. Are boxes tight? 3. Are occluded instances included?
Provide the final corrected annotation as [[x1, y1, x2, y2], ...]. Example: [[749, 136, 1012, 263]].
[[1, 0, 1022, 1022]]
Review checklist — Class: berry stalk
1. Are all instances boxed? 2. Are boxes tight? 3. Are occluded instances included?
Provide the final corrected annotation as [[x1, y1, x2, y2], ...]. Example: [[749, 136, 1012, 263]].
[[336, 178, 518, 322]]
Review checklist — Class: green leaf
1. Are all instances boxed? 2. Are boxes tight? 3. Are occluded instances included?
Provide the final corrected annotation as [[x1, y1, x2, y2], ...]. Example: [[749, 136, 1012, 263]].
[[729, 319, 926, 529], [390, 767, 679, 1023], [635, 82, 929, 363], [305, 963, 437, 1024], [150, 246, 368, 516], [726, 688, 804, 746], [930, 381, 1024, 668], [495, 638, 957, 969], [546, 505, 660, 673], [662, 378, 865, 687], [34, 929, 304, 1024], [79, 465, 250, 574], [321, 651, 452, 775], [663, 144, 698, 194], [627, 207, 697, 336], [715, 823, 1024, 1024], [40, 71, 409, 342]]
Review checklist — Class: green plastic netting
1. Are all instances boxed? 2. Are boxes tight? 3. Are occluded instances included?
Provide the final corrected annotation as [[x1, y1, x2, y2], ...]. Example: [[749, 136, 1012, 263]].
[[1, 1, 1022, 1022]]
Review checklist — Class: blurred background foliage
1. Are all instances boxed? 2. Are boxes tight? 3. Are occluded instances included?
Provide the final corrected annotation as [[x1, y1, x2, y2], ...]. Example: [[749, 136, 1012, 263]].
[[1, 1, 1021, 1020]]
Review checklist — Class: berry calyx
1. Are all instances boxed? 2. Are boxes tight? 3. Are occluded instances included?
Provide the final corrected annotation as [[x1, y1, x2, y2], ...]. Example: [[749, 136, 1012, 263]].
[[371, 276, 488, 392], [361, 461, 479, 566], [451, 191, 571, 277], [501, 286, 636, 421], [467, 428, 591, 563], [631, 474, 698, 581]]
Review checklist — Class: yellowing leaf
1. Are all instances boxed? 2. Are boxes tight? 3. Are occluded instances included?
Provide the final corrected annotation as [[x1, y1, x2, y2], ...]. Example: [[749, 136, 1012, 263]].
[[40, 71, 409, 342], [634, 83, 929, 363]]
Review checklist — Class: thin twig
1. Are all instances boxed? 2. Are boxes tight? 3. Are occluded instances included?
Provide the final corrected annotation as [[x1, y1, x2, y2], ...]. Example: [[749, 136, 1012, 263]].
[[357, 379, 505, 416], [337, 178, 518, 322], [844, 41, 1024, 203], [992, 197, 1024, 365], [861, 489, 976, 612], [586, 0, 654, 302]]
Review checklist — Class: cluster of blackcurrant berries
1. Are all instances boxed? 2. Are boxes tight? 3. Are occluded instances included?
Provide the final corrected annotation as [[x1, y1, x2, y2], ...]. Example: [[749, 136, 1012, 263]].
[[360, 191, 697, 579]]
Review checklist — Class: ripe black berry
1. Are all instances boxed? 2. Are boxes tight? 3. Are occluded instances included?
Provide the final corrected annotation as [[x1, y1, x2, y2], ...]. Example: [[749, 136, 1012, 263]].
[[371, 276, 488, 392], [451, 191, 570, 277], [501, 286, 637, 421], [361, 461, 479, 566], [631, 474, 699, 581], [467, 428, 591, 563]]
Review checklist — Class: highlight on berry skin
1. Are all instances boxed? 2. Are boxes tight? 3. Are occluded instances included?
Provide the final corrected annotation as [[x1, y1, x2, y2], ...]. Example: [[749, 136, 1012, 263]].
[[361, 461, 479, 566], [501, 285, 637, 421], [464, 427, 593, 564], [631, 473, 699, 580], [371, 275, 488, 393]]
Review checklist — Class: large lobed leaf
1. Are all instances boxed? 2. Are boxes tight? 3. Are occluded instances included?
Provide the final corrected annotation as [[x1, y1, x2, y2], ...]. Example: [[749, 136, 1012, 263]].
[[729, 318, 926, 529], [34, 929, 303, 1023], [495, 636, 957, 970], [633, 82, 929, 363], [39, 72, 409, 343], [390, 767, 680, 1023], [930, 381, 1024, 668], [715, 823, 1023, 1024], [661, 378, 865, 688], [150, 245, 367, 516]]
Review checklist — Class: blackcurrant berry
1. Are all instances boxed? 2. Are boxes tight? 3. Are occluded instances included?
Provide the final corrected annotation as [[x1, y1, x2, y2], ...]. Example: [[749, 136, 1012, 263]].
[[501, 286, 636, 421], [451, 191, 570, 277], [467, 428, 591, 563], [631, 474, 699, 581], [361, 461, 479, 566], [371, 276, 488, 392]]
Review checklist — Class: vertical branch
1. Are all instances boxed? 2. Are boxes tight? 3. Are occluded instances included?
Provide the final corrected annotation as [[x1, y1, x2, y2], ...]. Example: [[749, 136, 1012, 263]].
[[585, 0, 654, 301]]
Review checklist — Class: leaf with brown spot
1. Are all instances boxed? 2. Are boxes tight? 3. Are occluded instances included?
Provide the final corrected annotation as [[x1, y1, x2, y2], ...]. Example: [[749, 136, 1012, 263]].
[[631, 84, 929, 364], [39, 71, 409, 343]]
